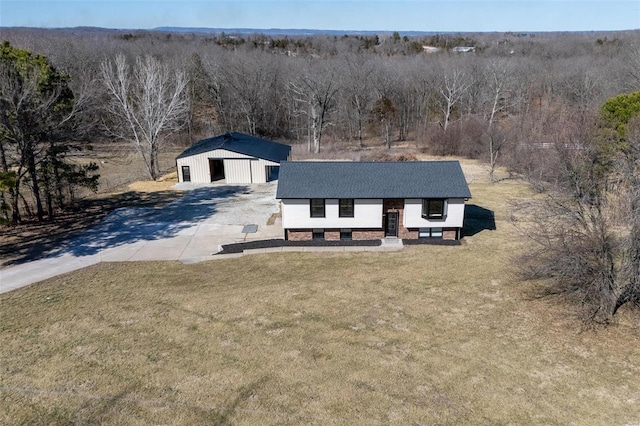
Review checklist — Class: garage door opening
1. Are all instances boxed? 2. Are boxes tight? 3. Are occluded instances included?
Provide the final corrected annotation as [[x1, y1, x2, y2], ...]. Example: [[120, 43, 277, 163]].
[[266, 165, 280, 182], [209, 159, 225, 182]]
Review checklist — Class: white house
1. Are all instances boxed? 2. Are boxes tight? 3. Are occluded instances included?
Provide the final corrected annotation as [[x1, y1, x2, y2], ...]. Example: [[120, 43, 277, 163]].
[[176, 132, 291, 184], [276, 161, 472, 241]]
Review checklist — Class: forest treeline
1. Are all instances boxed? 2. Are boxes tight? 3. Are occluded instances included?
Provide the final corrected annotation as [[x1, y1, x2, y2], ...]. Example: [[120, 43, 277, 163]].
[[2, 28, 638, 152], [1, 28, 639, 206], [2, 27, 640, 324]]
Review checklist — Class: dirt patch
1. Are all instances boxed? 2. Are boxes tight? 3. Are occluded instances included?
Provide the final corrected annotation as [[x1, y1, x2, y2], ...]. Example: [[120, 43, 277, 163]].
[[266, 212, 280, 226], [126, 172, 179, 193]]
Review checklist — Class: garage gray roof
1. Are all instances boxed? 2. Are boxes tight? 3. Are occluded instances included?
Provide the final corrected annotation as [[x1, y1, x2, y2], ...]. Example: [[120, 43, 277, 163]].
[[176, 132, 291, 162], [276, 161, 471, 199]]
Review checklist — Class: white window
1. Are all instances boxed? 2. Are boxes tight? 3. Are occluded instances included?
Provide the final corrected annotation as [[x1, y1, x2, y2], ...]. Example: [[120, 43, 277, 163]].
[[419, 228, 443, 238], [422, 199, 448, 220]]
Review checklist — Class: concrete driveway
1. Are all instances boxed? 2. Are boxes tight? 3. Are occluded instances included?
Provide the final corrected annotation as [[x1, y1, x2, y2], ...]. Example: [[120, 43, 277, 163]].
[[0, 183, 282, 294]]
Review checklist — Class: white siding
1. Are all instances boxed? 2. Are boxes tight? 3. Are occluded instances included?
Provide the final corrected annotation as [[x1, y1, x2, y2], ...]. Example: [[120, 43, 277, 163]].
[[282, 199, 382, 229], [251, 158, 280, 183], [209, 149, 254, 159], [403, 198, 466, 228], [177, 152, 212, 183], [176, 149, 282, 183], [223, 159, 251, 184]]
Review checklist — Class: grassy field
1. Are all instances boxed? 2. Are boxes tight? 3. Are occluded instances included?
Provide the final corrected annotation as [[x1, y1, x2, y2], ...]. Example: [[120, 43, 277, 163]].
[[2, 180, 640, 425]]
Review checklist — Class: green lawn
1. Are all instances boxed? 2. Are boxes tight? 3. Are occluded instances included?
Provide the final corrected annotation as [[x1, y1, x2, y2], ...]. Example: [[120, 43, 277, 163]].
[[2, 181, 640, 425]]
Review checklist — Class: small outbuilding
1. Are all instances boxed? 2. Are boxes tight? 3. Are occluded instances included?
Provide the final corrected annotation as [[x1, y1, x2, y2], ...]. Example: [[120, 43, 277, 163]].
[[176, 132, 291, 184]]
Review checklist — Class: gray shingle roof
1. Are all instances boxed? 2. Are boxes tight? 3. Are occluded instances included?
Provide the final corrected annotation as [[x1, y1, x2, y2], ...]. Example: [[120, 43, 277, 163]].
[[276, 161, 472, 199], [176, 132, 291, 163]]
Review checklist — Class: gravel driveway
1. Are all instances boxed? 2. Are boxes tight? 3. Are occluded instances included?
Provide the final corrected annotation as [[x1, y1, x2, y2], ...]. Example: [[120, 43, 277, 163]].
[[0, 183, 282, 294]]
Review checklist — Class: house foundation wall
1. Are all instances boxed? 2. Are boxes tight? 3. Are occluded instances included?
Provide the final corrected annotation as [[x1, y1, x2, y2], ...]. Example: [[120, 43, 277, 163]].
[[324, 230, 341, 241], [285, 229, 384, 241], [406, 227, 460, 240], [286, 229, 312, 241], [443, 228, 458, 240], [285, 228, 461, 241], [352, 229, 385, 240]]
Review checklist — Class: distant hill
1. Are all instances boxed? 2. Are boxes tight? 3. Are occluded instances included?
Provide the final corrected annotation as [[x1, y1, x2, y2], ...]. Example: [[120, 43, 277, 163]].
[[153, 27, 450, 37]]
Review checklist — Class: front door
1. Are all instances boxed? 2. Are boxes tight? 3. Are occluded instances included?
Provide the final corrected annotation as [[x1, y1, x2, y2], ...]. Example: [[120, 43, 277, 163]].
[[385, 212, 399, 237]]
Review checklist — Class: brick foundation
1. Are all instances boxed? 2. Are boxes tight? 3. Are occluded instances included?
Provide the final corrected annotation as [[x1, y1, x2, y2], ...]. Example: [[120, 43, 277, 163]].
[[286, 227, 460, 241], [400, 228, 419, 239], [352, 229, 384, 240], [286, 228, 384, 241], [324, 230, 340, 241], [443, 228, 458, 240], [286, 229, 311, 241]]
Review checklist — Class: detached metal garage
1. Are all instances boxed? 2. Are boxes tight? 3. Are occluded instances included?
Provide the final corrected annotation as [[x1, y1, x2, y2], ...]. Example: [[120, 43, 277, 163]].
[[176, 132, 291, 184]]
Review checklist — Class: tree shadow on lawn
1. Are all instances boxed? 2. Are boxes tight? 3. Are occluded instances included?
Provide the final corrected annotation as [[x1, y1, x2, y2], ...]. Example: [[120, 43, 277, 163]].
[[0, 186, 249, 264], [463, 204, 496, 237]]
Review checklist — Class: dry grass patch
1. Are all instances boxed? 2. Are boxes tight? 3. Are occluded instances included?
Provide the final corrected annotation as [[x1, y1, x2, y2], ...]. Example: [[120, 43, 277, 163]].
[[126, 172, 179, 193], [2, 181, 640, 424]]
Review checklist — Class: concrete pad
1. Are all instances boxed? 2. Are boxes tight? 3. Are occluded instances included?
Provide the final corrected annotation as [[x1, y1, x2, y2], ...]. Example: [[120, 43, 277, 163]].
[[173, 225, 199, 236], [214, 227, 245, 237], [178, 256, 214, 264], [207, 253, 244, 261], [0, 255, 100, 293], [343, 246, 367, 252], [1, 182, 282, 294], [127, 242, 189, 261], [194, 223, 224, 233], [303, 246, 346, 252], [98, 245, 142, 262], [258, 247, 285, 253], [243, 248, 269, 254], [179, 236, 220, 259]]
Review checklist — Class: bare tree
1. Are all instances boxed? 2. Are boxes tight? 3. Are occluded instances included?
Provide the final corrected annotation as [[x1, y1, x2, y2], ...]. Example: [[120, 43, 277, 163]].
[[623, 43, 640, 90], [513, 141, 618, 325], [101, 53, 189, 180], [289, 60, 339, 153], [370, 96, 397, 148], [514, 113, 640, 325], [339, 55, 374, 148], [438, 67, 470, 132], [483, 58, 522, 182]]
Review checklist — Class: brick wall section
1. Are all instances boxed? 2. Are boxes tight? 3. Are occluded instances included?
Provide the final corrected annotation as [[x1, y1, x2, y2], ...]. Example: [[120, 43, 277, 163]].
[[286, 229, 384, 240], [287, 228, 459, 241], [352, 229, 384, 240], [402, 229, 419, 239], [287, 229, 311, 241], [324, 230, 341, 241], [443, 228, 457, 240]]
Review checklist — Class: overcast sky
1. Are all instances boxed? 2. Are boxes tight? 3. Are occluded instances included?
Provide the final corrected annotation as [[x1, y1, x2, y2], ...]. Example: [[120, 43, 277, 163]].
[[1, 0, 638, 32]]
